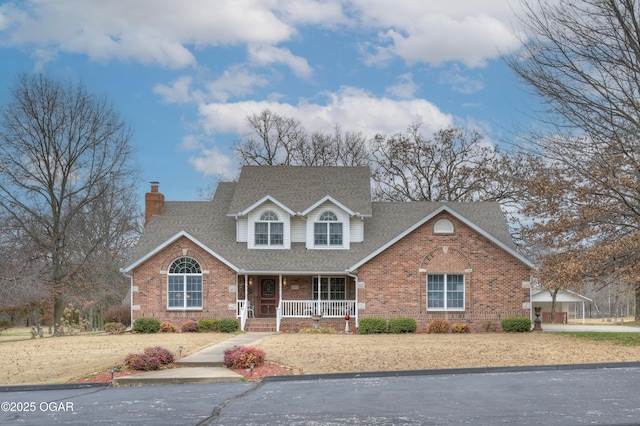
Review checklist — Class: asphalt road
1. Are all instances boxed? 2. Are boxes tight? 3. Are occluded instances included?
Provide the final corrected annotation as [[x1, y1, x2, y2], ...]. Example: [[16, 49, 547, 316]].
[[2, 364, 640, 425]]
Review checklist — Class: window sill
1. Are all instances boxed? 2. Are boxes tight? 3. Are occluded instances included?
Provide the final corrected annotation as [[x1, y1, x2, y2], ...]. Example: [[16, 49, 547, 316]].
[[167, 308, 203, 311], [427, 308, 465, 312]]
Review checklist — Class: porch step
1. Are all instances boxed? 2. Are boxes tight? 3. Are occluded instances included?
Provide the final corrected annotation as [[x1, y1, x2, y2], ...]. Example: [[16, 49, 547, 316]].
[[245, 318, 277, 332]]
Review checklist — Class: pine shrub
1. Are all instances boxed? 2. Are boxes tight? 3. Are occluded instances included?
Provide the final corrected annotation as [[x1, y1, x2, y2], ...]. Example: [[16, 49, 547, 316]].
[[358, 317, 387, 334], [197, 318, 218, 332], [388, 317, 417, 334], [218, 318, 239, 333], [501, 317, 531, 332], [133, 317, 161, 333]]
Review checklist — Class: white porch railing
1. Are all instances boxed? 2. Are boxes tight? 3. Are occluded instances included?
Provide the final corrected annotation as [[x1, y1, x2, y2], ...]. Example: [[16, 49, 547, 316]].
[[237, 299, 248, 331], [280, 300, 356, 318]]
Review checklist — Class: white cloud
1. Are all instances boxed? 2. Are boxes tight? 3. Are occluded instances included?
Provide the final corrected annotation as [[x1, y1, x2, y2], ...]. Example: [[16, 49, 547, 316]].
[[154, 76, 203, 104], [385, 73, 419, 99], [248, 45, 313, 80], [0, 0, 294, 67], [439, 66, 484, 94], [353, 1, 522, 68], [197, 86, 452, 139], [179, 135, 237, 179]]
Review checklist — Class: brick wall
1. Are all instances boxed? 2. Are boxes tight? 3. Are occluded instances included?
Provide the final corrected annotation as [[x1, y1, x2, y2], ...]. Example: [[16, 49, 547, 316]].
[[131, 236, 237, 327], [357, 212, 531, 331]]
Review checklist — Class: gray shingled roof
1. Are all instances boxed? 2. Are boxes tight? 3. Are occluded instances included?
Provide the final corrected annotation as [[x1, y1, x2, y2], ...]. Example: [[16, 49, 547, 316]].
[[125, 174, 530, 273], [226, 165, 373, 216]]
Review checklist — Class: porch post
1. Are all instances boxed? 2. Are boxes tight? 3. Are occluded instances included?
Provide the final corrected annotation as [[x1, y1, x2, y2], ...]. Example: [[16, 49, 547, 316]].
[[244, 274, 248, 301], [354, 275, 358, 328]]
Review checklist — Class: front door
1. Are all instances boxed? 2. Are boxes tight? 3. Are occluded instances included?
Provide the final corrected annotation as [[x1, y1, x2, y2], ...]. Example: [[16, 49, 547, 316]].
[[259, 278, 278, 317]]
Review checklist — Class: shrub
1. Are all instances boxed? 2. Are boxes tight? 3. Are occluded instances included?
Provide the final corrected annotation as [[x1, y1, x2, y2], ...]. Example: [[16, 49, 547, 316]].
[[198, 318, 218, 332], [56, 304, 88, 336], [133, 317, 161, 333], [427, 320, 450, 334], [0, 319, 12, 334], [104, 322, 125, 334], [451, 323, 470, 334], [358, 317, 387, 334], [480, 321, 501, 332], [388, 317, 417, 334], [223, 346, 265, 369], [124, 346, 174, 371], [159, 321, 177, 333], [218, 318, 239, 333], [104, 305, 131, 325], [501, 317, 532, 332], [181, 320, 198, 333]]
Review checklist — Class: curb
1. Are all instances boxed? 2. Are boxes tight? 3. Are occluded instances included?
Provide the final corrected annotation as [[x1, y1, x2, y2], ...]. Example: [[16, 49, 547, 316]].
[[0, 382, 110, 393], [262, 361, 640, 382]]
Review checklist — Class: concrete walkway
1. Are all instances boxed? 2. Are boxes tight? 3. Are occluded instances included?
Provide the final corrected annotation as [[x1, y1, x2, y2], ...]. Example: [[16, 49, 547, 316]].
[[114, 332, 273, 386], [542, 323, 640, 332]]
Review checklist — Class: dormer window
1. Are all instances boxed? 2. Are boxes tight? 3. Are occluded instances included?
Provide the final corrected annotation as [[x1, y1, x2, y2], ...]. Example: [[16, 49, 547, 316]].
[[314, 211, 343, 246], [255, 211, 283, 246]]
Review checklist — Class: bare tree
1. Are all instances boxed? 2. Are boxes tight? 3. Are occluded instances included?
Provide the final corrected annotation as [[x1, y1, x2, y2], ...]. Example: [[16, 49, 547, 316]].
[[371, 125, 524, 203], [234, 109, 370, 167], [0, 74, 139, 333], [509, 0, 640, 317], [234, 109, 305, 165]]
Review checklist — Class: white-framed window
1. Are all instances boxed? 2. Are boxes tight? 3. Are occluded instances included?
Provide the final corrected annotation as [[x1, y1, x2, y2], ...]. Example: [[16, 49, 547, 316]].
[[427, 274, 464, 311], [314, 211, 343, 246], [313, 277, 346, 300], [255, 211, 283, 246], [167, 257, 202, 310]]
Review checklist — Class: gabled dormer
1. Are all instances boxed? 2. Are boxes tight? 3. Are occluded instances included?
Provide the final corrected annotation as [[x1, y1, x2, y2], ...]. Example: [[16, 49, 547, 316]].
[[227, 166, 372, 250]]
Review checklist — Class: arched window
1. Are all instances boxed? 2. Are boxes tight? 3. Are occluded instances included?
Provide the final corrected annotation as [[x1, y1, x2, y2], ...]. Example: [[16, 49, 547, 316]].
[[167, 257, 202, 309], [255, 210, 283, 246], [314, 211, 343, 246], [434, 219, 454, 234]]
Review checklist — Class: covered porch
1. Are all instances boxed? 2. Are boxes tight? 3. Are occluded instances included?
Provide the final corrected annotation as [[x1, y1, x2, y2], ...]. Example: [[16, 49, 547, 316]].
[[235, 273, 358, 332]]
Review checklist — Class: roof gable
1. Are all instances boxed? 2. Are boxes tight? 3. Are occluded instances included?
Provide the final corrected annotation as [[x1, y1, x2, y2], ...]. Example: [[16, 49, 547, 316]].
[[227, 165, 372, 216], [348, 203, 534, 271]]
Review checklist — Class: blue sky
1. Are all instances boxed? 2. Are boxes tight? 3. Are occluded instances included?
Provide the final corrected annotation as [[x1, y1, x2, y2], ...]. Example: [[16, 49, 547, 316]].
[[0, 1, 534, 201]]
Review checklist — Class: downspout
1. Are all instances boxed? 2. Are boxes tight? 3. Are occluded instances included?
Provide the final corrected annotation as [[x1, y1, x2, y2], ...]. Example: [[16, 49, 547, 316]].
[[346, 271, 359, 329], [122, 271, 134, 330]]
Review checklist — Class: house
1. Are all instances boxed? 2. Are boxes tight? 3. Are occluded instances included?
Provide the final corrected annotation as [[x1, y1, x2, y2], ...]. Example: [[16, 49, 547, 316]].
[[122, 166, 534, 332], [532, 289, 592, 324]]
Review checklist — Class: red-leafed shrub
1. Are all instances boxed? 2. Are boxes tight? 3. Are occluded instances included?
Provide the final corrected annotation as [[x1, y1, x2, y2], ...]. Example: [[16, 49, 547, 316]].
[[181, 320, 198, 332], [427, 320, 450, 334], [159, 321, 177, 333], [223, 346, 265, 369], [124, 346, 174, 371]]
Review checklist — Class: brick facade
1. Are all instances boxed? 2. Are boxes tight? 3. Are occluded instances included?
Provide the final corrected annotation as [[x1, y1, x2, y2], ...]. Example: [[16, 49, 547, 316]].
[[357, 212, 530, 331], [131, 236, 237, 326], [133, 212, 531, 332]]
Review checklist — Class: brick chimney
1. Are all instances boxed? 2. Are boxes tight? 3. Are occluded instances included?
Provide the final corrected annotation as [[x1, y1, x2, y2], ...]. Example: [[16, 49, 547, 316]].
[[145, 181, 165, 225]]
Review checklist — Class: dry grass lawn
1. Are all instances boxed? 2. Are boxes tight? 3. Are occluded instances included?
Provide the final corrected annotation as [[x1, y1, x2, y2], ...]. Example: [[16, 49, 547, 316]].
[[1, 328, 639, 386], [0, 330, 231, 386], [256, 332, 640, 375]]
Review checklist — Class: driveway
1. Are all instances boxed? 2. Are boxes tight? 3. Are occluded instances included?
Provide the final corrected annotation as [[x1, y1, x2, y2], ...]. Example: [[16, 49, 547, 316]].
[[542, 323, 640, 332], [2, 364, 640, 425]]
